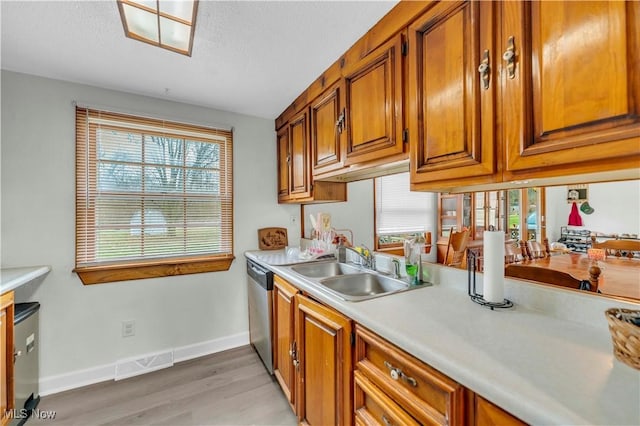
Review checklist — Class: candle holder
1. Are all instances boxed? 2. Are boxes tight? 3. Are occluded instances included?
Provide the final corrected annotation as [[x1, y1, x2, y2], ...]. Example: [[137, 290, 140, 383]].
[[467, 249, 513, 310]]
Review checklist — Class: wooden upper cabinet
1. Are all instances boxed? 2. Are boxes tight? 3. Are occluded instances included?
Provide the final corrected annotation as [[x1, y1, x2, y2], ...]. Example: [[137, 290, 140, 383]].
[[502, 0, 640, 178], [277, 105, 347, 204], [289, 109, 311, 198], [409, 0, 498, 189], [342, 32, 407, 166], [277, 126, 290, 200], [310, 81, 345, 176]]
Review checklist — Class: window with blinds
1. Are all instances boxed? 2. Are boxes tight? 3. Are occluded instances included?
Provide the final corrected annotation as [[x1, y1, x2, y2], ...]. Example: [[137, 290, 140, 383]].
[[75, 107, 233, 284], [374, 172, 435, 249]]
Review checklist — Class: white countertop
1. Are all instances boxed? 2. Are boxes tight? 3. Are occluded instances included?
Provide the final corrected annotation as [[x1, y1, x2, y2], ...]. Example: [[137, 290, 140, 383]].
[[245, 250, 640, 425], [1, 265, 51, 294]]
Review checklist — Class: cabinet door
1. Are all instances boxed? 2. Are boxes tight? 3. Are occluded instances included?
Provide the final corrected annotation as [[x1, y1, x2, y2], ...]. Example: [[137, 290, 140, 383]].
[[289, 109, 311, 199], [1, 291, 14, 426], [277, 126, 290, 201], [273, 276, 299, 409], [474, 396, 525, 426], [409, 1, 498, 188], [310, 82, 345, 176], [343, 33, 405, 166], [296, 294, 352, 426], [0, 308, 6, 426], [502, 1, 640, 176]]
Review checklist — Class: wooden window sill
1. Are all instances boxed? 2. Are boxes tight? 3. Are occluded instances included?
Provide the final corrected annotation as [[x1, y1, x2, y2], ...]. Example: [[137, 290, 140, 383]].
[[74, 255, 235, 285]]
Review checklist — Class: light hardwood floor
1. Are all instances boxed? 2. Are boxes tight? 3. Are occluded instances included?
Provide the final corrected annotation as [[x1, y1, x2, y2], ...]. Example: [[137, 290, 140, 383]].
[[32, 346, 297, 426]]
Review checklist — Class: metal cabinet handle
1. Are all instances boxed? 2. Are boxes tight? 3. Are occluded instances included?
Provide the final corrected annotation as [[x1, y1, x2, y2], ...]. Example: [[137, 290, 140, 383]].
[[293, 359, 300, 370], [383, 361, 418, 387], [478, 49, 490, 90], [14, 349, 23, 363], [335, 109, 346, 133], [503, 36, 516, 79], [382, 414, 393, 426]]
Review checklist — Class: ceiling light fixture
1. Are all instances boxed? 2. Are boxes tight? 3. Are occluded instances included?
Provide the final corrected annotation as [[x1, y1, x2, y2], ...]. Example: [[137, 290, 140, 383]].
[[117, 0, 198, 56]]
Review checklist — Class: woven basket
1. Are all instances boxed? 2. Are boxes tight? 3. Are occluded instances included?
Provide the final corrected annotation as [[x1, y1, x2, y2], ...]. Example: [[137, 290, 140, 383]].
[[605, 308, 640, 370]]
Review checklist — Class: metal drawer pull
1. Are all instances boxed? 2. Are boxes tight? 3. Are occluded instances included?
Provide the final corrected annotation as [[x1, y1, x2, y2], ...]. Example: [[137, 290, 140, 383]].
[[382, 414, 393, 426], [383, 361, 418, 387]]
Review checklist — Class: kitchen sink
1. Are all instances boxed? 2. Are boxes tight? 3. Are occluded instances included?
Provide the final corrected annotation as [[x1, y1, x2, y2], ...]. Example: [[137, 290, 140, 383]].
[[318, 273, 415, 302], [288, 260, 429, 301], [291, 261, 363, 278]]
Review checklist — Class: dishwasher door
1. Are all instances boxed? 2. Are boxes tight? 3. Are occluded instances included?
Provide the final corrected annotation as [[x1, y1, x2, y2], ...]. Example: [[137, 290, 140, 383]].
[[12, 302, 40, 426], [246, 259, 274, 374]]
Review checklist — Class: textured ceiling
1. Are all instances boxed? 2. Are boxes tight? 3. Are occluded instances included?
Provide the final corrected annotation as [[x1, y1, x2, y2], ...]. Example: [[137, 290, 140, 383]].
[[1, 1, 399, 119]]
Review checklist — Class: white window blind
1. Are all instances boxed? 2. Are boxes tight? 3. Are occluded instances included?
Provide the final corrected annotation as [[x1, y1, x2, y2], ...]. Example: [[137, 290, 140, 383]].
[[76, 107, 233, 269], [375, 172, 434, 235]]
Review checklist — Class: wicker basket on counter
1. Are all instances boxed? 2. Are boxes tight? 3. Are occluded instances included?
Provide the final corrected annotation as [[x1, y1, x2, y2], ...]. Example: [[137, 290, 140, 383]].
[[605, 308, 640, 370]]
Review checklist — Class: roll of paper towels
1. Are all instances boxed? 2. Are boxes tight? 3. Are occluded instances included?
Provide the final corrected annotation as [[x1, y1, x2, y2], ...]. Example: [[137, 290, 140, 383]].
[[483, 230, 505, 303]]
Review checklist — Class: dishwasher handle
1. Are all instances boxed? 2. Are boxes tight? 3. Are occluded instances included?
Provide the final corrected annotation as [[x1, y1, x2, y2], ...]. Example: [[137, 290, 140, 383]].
[[247, 259, 274, 290]]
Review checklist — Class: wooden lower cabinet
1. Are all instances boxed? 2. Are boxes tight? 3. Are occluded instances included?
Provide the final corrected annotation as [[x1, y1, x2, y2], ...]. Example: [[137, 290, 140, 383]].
[[355, 325, 465, 425], [272, 276, 298, 410], [272, 277, 525, 426], [1, 291, 15, 426], [296, 294, 353, 426], [354, 324, 527, 426], [473, 395, 526, 426], [354, 370, 420, 426], [273, 275, 353, 425]]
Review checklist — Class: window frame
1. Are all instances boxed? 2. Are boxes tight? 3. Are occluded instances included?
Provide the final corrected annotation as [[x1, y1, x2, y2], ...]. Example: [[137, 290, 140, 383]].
[[74, 107, 234, 285]]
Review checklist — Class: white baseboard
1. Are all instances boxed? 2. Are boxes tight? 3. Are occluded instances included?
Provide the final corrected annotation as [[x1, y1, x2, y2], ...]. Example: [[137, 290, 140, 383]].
[[39, 363, 115, 396], [174, 331, 249, 363], [39, 332, 250, 396]]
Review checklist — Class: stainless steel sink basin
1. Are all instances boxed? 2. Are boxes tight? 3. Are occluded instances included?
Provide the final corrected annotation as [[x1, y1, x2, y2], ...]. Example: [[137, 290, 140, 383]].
[[291, 261, 362, 278], [318, 273, 413, 301]]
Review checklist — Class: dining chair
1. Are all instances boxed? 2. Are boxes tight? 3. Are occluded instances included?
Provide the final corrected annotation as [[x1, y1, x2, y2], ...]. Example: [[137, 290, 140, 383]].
[[505, 263, 601, 292], [505, 240, 524, 265], [590, 237, 640, 259], [444, 228, 470, 268], [472, 237, 519, 272], [520, 238, 550, 260]]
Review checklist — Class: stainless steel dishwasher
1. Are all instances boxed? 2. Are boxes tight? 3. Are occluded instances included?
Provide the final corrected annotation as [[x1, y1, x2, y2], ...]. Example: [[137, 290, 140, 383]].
[[12, 302, 40, 426], [246, 259, 274, 374]]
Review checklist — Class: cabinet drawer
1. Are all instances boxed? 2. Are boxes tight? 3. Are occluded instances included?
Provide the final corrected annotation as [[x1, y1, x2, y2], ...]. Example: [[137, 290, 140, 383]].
[[355, 325, 464, 425], [355, 370, 419, 426]]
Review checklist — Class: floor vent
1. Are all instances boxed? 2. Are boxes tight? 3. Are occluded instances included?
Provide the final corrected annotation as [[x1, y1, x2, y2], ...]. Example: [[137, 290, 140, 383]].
[[115, 350, 174, 381]]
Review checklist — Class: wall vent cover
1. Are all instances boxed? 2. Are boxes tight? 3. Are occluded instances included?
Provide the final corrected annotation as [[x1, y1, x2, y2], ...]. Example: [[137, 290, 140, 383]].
[[115, 350, 174, 381]]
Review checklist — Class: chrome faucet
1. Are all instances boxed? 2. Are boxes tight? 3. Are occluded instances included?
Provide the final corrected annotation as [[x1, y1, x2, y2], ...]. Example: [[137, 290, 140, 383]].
[[391, 258, 401, 279], [337, 244, 375, 270]]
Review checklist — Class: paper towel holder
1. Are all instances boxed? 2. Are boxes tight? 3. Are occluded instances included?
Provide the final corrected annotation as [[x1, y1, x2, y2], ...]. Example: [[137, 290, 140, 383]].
[[467, 248, 513, 310]]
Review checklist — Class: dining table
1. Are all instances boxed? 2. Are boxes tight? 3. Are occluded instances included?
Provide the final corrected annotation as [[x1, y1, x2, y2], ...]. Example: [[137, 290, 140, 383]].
[[523, 252, 640, 300]]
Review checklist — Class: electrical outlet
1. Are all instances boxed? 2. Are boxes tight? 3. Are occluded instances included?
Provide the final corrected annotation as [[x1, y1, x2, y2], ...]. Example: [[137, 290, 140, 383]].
[[122, 320, 136, 337], [290, 214, 297, 224]]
